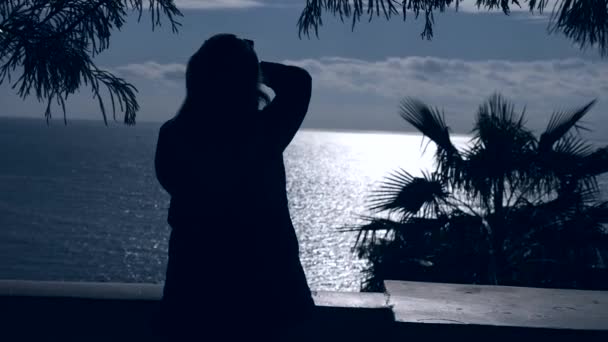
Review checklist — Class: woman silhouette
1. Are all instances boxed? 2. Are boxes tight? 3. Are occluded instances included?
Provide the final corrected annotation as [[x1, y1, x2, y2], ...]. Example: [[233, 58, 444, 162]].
[[154, 34, 314, 340]]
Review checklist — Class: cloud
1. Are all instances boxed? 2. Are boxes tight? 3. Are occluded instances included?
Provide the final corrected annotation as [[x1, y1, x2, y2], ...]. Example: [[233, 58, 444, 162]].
[[113, 56, 608, 110], [173, 0, 266, 10], [114, 61, 186, 85], [286, 57, 608, 98], [111, 56, 608, 132], [281, 55, 608, 130], [283, 56, 606, 100]]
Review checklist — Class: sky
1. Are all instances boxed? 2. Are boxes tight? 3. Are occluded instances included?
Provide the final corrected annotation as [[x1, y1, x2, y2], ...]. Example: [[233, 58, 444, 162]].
[[2, 0, 607, 135]]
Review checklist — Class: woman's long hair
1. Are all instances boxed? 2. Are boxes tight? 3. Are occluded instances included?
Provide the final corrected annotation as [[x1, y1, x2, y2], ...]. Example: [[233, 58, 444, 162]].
[[176, 34, 269, 125]]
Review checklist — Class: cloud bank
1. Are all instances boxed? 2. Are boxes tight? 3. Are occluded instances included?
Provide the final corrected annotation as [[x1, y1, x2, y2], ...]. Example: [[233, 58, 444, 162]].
[[284, 56, 606, 105], [115, 62, 186, 85], [120, 56, 608, 99], [115, 55, 608, 131]]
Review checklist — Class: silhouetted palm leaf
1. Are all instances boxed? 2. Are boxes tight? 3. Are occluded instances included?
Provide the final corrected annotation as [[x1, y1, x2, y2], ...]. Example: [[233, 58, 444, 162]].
[[399, 98, 462, 181], [538, 100, 596, 152], [586, 201, 608, 231], [473, 94, 534, 149], [554, 133, 594, 158], [341, 216, 401, 246], [399, 98, 458, 155], [531, 133, 608, 198], [581, 146, 608, 178], [368, 169, 447, 218], [461, 94, 536, 204]]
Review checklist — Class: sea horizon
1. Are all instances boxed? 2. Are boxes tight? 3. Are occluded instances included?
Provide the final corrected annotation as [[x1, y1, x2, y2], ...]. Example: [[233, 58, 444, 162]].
[[1, 116, 607, 291], [4, 115, 601, 142], [1, 117, 452, 290]]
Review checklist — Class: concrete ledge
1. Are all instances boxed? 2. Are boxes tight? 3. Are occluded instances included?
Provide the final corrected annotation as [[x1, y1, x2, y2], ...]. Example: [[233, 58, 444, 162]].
[[0, 280, 394, 342], [385, 280, 608, 331], [0, 279, 163, 300], [0, 280, 389, 308], [1, 280, 607, 341]]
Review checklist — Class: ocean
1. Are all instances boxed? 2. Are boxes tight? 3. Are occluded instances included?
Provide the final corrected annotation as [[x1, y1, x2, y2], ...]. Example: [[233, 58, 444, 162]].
[[0, 117, 606, 291]]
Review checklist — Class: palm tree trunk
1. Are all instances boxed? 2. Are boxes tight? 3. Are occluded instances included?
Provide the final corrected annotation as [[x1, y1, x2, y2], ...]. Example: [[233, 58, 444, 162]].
[[482, 219, 498, 285], [484, 180, 506, 285], [494, 179, 505, 218]]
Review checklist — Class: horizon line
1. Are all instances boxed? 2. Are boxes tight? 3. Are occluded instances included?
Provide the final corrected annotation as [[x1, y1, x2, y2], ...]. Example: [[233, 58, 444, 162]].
[[0, 115, 474, 137]]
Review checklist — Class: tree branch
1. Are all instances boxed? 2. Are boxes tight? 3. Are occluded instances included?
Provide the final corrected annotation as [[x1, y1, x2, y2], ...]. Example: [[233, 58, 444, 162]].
[[298, 0, 608, 57], [0, 0, 182, 125]]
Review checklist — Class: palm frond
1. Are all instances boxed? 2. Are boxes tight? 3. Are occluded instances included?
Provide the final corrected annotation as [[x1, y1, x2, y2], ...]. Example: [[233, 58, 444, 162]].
[[539, 99, 597, 152], [533, 134, 605, 196], [458, 149, 494, 203], [399, 98, 458, 154], [345, 215, 404, 246], [458, 94, 537, 208], [399, 97, 462, 181], [368, 169, 448, 218], [554, 201, 608, 255], [588, 201, 608, 225], [473, 94, 534, 147], [581, 146, 608, 178], [553, 132, 595, 157], [538, 133, 593, 176], [524, 186, 600, 231]]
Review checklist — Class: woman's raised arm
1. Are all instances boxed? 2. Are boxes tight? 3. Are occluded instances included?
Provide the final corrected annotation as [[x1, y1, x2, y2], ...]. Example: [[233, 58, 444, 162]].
[[259, 61, 312, 152]]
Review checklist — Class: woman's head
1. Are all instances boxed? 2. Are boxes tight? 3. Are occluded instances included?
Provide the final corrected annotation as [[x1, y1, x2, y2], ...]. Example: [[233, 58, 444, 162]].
[[182, 33, 266, 118]]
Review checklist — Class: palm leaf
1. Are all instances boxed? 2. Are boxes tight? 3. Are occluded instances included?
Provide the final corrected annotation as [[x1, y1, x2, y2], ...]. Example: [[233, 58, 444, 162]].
[[588, 201, 608, 227], [539, 99, 597, 152], [399, 98, 459, 156], [368, 169, 447, 218], [581, 146, 608, 178], [345, 216, 402, 246], [519, 187, 600, 234], [542, 133, 594, 172], [534, 134, 604, 196], [473, 93, 534, 147], [553, 133, 595, 157], [460, 94, 537, 207], [399, 98, 462, 182]]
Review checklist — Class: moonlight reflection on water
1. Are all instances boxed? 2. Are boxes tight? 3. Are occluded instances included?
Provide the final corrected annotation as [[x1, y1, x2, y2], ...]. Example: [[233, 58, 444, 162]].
[[6, 119, 597, 291], [285, 130, 470, 290]]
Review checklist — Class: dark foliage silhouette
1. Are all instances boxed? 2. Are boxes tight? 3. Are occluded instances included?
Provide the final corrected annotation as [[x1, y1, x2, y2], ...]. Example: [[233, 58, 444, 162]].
[[298, 0, 608, 57], [154, 34, 314, 340], [0, 0, 182, 124], [347, 94, 608, 292]]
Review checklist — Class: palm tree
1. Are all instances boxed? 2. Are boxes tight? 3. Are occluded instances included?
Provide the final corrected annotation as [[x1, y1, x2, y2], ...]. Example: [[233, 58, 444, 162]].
[[0, 0, 182, 124], [350, 94, 608, 292], [298, 0, 608, 57]]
